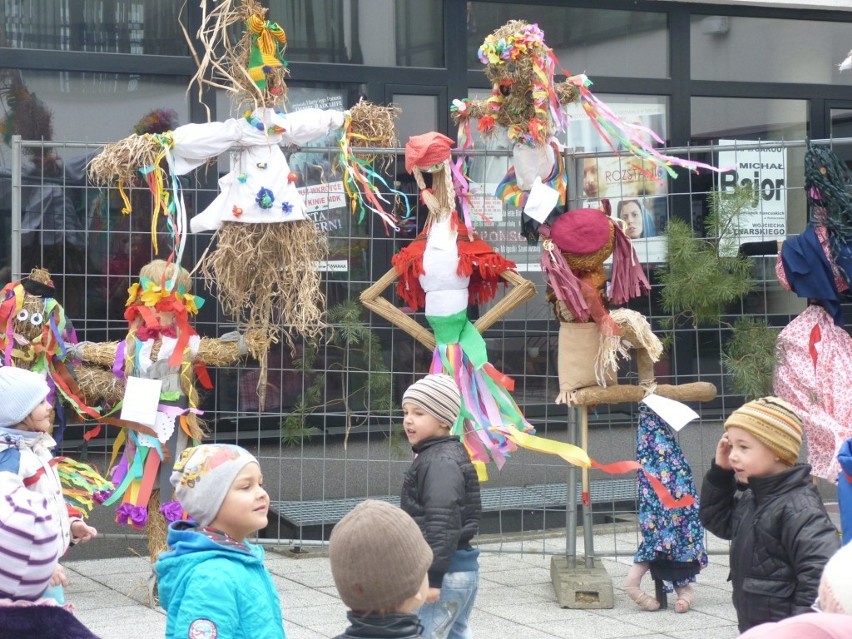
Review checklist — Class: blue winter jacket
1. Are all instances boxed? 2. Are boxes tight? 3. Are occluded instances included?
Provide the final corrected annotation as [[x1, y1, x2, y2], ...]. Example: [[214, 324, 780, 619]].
[[156, 521, 285, 639]]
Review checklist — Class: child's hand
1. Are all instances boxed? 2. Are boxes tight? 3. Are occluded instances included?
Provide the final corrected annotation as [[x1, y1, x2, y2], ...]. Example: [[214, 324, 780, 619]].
[[425, 587, 441, 604], [714, 434, 733, 470], [49, 564, 68, 588], [71, 520, 98, 544]]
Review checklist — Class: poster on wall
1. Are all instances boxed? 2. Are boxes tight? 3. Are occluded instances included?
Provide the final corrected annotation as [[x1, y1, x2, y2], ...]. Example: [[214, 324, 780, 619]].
[[716, 139, 788, 249], [287, 89, 354, 273], [566, 99, 670, 263]]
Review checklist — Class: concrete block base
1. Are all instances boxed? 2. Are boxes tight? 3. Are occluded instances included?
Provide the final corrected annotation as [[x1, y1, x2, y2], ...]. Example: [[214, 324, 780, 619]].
[[550, 555, 614, 609]]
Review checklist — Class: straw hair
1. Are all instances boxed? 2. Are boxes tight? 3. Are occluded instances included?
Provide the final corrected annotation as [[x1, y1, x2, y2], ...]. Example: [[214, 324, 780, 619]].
[[724, 396, 803, 466]]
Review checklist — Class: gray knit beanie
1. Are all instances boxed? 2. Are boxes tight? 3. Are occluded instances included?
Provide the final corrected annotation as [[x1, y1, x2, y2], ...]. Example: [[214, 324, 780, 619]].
[[402, 374, 461, 427], [170, 444, 258, 526], [0, 367, 50, 427], [329, 500, 433, 613]]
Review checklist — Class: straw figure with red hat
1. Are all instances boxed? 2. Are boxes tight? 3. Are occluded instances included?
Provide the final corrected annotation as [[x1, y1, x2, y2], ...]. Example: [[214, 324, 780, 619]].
[[361, 131, 538, 478], [538, 204, 715, 613]]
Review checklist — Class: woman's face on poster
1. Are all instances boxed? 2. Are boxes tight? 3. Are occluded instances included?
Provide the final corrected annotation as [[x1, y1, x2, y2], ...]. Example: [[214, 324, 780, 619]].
[[619, 200, 644, 239]]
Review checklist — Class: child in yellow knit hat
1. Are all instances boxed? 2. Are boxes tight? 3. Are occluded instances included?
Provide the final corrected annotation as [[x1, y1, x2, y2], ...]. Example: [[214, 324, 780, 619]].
[[699, 396, 839, 632]]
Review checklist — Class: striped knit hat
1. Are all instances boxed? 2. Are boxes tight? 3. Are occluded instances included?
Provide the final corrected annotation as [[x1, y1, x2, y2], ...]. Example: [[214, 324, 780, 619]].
[[402, 374, 461, 428], [0, 472, 59, 600], [724, 396, 803, 466]]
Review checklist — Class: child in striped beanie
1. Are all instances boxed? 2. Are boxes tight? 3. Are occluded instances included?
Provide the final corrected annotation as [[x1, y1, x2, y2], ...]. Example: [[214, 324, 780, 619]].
[[399, 375, 482, 639], [699, 396, 840, 632], [0, 472, 100, 638]]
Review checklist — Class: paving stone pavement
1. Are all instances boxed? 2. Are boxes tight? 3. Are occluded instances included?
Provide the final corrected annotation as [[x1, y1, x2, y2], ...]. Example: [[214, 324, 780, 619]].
[[66, 531, 739, 639]]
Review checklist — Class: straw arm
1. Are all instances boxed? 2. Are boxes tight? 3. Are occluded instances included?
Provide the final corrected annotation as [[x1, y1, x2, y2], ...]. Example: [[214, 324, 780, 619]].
[[360, 268, 436, 351], [195, 329, 270, 365], [473, 270, 536, 334], [570, 382, 717, 407], [72, 341, 120, 367]]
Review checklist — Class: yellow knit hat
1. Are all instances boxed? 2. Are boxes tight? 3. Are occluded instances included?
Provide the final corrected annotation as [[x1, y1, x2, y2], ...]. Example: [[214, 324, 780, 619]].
[[724, 396, 803, 466]]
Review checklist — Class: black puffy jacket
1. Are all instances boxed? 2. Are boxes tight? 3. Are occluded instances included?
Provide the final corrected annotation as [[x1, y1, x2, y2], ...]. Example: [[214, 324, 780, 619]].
[[699, 462, 839, 632], [399, 436, 482, 588]]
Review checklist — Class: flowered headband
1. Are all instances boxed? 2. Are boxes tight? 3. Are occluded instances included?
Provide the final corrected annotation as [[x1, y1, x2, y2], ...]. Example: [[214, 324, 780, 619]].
[[477, 23, 548, 65], [125, 277, 204, 316]]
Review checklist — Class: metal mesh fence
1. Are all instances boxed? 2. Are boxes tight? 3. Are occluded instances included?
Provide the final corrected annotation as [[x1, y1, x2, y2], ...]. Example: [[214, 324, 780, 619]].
[[3, 134, 846, 559]]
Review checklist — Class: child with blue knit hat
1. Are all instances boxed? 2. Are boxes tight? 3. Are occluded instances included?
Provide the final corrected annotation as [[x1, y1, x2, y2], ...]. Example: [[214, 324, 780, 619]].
[[0, 367, 98, 603], [156, 443, 285, 639], [399, 374, 482, 639]]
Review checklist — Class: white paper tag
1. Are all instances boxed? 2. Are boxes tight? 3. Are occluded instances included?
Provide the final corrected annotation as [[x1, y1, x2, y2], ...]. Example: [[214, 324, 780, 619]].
[[523, 177, 559, 224], [640, 393, 700, 432], [120, 376, 163, 427]]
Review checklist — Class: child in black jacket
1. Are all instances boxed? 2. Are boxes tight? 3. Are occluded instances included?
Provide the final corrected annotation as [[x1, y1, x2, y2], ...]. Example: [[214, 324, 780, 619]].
[[699, 396, 839, 632], [399, 374, 482, 639]]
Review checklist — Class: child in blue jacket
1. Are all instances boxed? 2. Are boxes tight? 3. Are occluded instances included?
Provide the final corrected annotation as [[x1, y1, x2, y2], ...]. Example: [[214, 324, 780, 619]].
[[156, 444, 285, 639]]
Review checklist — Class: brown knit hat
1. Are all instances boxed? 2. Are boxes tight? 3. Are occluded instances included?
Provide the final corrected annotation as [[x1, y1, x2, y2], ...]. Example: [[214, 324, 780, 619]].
[[329, 500, 433, 613], [724, 396, 803, 466]]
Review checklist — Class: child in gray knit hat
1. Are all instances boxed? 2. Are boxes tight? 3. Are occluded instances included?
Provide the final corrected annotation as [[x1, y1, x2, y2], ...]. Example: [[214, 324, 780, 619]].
[[399, 374, 482, 639], [0, 367, 98, 605], [329, 500, 433, 638], [155, 444, 285, 639]]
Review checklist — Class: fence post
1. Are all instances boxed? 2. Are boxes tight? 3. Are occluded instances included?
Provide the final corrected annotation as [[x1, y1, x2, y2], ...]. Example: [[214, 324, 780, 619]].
[[565, 405, 579, 568], [10, 134, 22, 280]]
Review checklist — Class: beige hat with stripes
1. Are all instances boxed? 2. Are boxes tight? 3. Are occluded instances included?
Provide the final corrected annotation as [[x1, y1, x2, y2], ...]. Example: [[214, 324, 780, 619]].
[[724, 396, 803, 466]]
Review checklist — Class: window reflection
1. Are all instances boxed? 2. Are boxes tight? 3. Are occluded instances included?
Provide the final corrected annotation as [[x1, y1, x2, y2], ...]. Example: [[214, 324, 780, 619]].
[[267, 0, 444, 67], [691, 16, 852, 85], [468, 2, 668, 78], [0, 0, 186, 55]]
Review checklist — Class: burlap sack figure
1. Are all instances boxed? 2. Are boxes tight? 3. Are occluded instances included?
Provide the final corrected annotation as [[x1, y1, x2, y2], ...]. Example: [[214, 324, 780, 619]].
[[558, 321, 616, 393]]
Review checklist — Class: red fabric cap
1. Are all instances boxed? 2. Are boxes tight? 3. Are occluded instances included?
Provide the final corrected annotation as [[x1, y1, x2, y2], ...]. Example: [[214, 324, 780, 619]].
[[550, 208, 613, 256], [405, 132, 455, 174]]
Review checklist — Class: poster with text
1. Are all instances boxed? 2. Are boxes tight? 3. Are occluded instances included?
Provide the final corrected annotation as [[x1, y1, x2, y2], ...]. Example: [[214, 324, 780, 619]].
[[288, 88, 357, 274], [716, 140, 788, 250]]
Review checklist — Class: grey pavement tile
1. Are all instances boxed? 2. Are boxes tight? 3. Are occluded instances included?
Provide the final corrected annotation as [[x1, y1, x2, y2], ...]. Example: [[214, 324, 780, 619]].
[[280, 586, 343, 608], [284, 569, 339, 589], [693, 602, 740, 621], [287, 626, 338, 639], [283, 603, 349, 627], [470, 610, 562, 638], [297, 620, 348, 638], [476, 599, 599, 625], [271, 573, 326, 593], [66, 556, 153, 576], [69, 590, 141, 612], [628, 610, 733, 632], [65, 574, 109, 594], [78, 605, 166, 638], [530, 615, 650, 639], [481, 567, 552, 587], [669, 626, 740, 639]]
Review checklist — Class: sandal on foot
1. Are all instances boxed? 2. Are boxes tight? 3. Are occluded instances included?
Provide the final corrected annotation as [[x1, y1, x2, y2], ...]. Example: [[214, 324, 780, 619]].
[[674, 586, 693, 613], [625, 586, 661, 611]]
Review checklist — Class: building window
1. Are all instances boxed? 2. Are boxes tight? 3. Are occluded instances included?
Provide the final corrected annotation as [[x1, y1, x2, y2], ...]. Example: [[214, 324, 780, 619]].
[[267, 0, 444, 67], [691, 16, 852, 85], [467, 3, 669, 79], [0, 0, 186, 55]]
